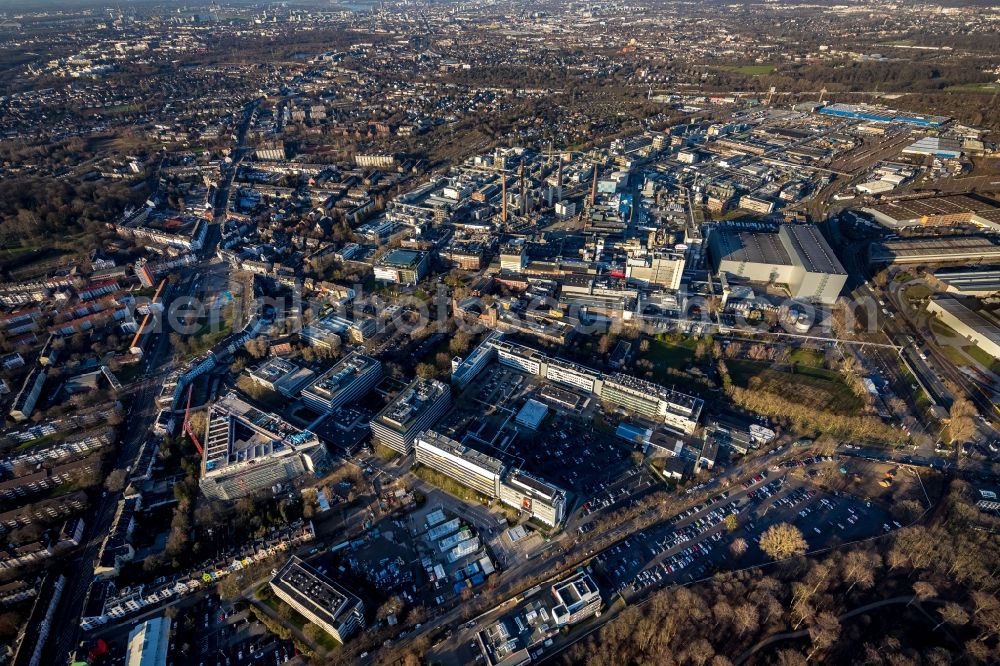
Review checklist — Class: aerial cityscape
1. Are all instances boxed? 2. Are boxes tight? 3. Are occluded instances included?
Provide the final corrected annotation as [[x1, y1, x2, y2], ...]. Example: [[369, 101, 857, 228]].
[[0, 1, 999, 665]]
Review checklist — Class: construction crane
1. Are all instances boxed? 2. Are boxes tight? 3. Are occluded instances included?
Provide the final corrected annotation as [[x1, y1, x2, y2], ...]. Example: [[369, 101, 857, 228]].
[[182, 384, 204, 456]]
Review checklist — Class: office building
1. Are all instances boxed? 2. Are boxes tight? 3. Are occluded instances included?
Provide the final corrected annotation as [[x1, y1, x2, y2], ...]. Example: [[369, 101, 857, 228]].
[[415, 431, 503, 498], [301, 353, 381, 413], [550, 571, 602, 627], [270, 556, 365, 643], [199, 392, 327, 500], [708, 224, 847, 304], [453, 335, 704, 435], [499, 471, 566, 527], [126, 616, 171, 666], [515, 399, 548, 430], [499, 244, 527, 272], [600, 373, 704, 434], [926, 296, 1000, 361], [248, 358, 316, 398], [370, 378, 451, 453]]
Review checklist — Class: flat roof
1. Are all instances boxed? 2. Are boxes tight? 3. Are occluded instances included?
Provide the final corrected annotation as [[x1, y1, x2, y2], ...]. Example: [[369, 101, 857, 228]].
[[865, 194, 1000, 223], [417, 430, 504, 475], [779, 224, 846, 275], [372, 377, 449, 433], [202, 392, 319, 476], [271, 556, 361, 630], [713, 229, 792, 266], [302, 352, 379, 402]]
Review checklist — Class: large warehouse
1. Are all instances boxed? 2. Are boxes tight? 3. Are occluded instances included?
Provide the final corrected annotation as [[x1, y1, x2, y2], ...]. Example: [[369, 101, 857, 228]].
[[926, 296, 1000, 361], [861, 194, 1000, 231], [708, 224, 847, 304], [869, 236, 1000, 266]]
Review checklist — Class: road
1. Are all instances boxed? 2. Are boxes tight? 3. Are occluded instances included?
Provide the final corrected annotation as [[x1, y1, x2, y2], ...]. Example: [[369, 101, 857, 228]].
[[44, 283, 183, 665]]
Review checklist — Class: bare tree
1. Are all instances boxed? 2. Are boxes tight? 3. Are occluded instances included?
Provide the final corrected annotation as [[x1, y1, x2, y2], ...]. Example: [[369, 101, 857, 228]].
[[760, 523, 808, 561]]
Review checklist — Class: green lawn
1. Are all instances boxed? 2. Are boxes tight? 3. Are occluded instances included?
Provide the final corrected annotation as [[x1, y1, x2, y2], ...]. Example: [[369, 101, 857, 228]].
[[721, 64, 776, 76], [931, 320, 958, 339], [641, 337, 698, 378], [939, 346, 968, 367], [788, 348, 825, 368], [904, 284, 932, 301], [964, 345, 1000, 374]]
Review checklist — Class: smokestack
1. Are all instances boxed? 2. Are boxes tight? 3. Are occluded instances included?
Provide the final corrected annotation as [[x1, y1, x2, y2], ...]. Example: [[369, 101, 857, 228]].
[[519, 160, 527, 216], [589, 163, 598, 208], [501, 172, 507, 223], [556, 157, 563, 189]]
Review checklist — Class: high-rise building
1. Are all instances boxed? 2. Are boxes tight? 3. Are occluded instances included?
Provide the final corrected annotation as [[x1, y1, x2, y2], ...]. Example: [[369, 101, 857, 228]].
[[370, 378, 451, 453], [301, 353, 381, 413], [199, 393, 327, 500]]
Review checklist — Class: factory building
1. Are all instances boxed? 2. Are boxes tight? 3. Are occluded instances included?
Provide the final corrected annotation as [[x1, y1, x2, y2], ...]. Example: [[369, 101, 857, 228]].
[[370, 378, 451, 454], [933, 267, 1000, 297], [126, 616, 171, 666], [926, 296, 1000, 361], [869, 236, 1000, 266], [708, 224, 847, 304], [300, 353, 381, 413], [861, 194, 1000, 231], [270, 556, 365, 643], [625, 251, 685, 290]]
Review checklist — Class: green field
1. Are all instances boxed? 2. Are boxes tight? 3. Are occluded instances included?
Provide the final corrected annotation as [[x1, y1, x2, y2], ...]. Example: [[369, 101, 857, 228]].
[[964, 345, 1000, 374], [640, 337, 699, 382], [721, 64, 776, 76]]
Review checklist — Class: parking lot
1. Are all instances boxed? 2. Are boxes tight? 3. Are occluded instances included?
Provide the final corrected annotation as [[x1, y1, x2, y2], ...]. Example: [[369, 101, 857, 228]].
[[594, 456, 896, 600]]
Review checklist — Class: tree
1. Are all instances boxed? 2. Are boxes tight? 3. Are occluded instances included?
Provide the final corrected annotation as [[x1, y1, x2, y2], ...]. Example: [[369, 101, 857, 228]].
[[759, 523, 808, 561], [732, 603, 759, 635], [806, 612, 841, 661], [934, 602, 969, 631], [104, 468, 128, 493], [303, 622, 329, 645], [730, 537, 748, 558], [724, 514, 738, 532], [416, 362, 437, 379], [841, 550, 877, 594], [948, 394, 978, 444]]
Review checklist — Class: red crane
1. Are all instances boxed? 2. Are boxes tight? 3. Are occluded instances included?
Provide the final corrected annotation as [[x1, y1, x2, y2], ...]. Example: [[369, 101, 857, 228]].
[[182, 384, 204, 455]]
